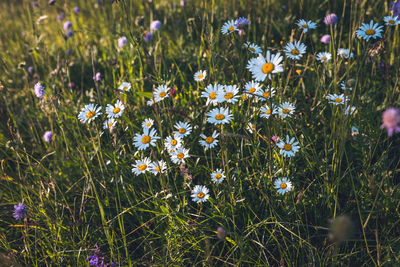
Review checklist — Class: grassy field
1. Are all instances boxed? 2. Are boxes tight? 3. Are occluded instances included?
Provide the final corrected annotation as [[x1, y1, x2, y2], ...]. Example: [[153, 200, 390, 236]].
[[1, 0, 400, 266]]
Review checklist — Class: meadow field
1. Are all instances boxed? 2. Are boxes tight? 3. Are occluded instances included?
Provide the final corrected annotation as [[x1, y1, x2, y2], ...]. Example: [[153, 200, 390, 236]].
[[1, 0, 400, 266]]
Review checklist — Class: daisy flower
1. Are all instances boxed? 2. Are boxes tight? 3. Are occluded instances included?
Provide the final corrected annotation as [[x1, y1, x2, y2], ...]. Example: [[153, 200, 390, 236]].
[[351, 126, 359, 135], [326, 94, 348, 105], [337, 48, 354, 58], [283, 41, 307, 60], [316, 52, 332, 63], [164, 134, 183, 151], [103, 118, 117, 130], [345, 106, 357, 115], [191, 185, 210, 203], [356, 20, 384, 41], [296, 19, 317, 33], [274, 177, 293, 195], [244, 81, 261, 96], [207, 107, 233, 125], [133, 128, 160, 151], [106, 100, 125, 119], [278, 102, 296, 118], [221, 20, 239, 35], [194, 70, 207, 82], [211, 169, 225, 183], [217, 85, 239, 104], [384, 15, 399, 26], [257, 86, 276, 101], [244, 42, 262, 54], [201, 84, 223, 106], [260, 104, 278, 119], [132, 157, 152, 176], [170, 147, 190, 164], [78, 104, 102, 124], [174, 121, 192, 138], [340, 81, 352, 91], [153, 85, 170, 103], [247, 51, 284, 81], [118, 82, 131, 92], [277, 135, 300, 157], [142, 118, 154, 129], [149, 160, 167, 175], [199, 131, 219, 150]]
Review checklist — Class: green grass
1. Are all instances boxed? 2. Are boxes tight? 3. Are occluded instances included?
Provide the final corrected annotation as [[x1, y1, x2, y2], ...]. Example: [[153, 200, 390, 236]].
[[0, 0, 400, 266]]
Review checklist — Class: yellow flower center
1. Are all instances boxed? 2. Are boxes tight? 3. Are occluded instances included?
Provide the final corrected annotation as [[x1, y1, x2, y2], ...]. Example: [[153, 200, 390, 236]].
[[142, 135, 151, 144], [291, 49, 299, 55], [262, 63, 274, 74], [177, 153, 184, 160], [228, 26, 234, 31], [249, 87, 256, 93], [215, 114, 225, 120], [302, 24, 308, 28], [389, 20, 395, 24], [282, 108, 290, 114], [209, 92, 217, 99], [334, 98, 342, 103], [138, 164, 147, 171], [263, 91, 270, 98], [266, 109, 271, 115], [179, 128, 186, 134], [86, 111, 95, 118], [123, 86, 128, 91], [205, 137, 214, 144], [215, 174, 222, 179], [365, 29, 375, 35], [197, 192, 205, 198], [198, 74, 204, 79], [321, 57, 327, 60], [155, 166, 161, 172], [146, 123, 151, 127], [283, 144, 292, 151], [249, 47, 255, 52], [159, 91, 166, 98], [280, 183, 287, 189], [108, 123, 113, 127], [224, 92, 234, 99], [113, 107, 121, 114], [171, 139, 177, 146]]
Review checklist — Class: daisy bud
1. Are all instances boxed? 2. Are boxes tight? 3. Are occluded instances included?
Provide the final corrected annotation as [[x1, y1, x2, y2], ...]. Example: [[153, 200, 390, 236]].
[[380, 108, 400, 136], [150, 20, 162, 31], [217, 227, 227, 240], [320, 34, 331, 44], [323, 13, 338, 25], [43, 131, 53, 143]]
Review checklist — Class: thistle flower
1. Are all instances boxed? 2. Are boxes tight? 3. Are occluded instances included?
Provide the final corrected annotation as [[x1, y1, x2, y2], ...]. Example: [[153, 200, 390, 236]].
[[380, 108, 400, 136], [43, 131, 53, 142], [323, 13, 338, 25], [13, 203, 27, 220]]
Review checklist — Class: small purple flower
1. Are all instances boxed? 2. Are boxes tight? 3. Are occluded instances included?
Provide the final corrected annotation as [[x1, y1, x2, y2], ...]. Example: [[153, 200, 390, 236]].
[[13, 203, 26, 220], [74, 6, 80, 14], [150, 20, 162, 31], [68, 82, 75, 88], [323, 13, 338, 25], [391, 1, 400, 17], [381, 108, 400, 136], [34, 82, 45, 98], [118, 36, 127, 48], [28, 66, 34, 73], [238, 29, 245, 36], [88, 254, 99, 266], [48, 0, 56, 5], [379, 62, 385, 68], [57, 13, 65, 22], [65, 30, 74, 38], [320, 34, 331, 44], [235, 17, 249, 28], [144, 32, 153, 42], [32, 2, 38, 8], [63, 21, 72, 31], [180, 0, 185, 6], [217, 227, 227, 240], [43, 131, 53, 143], [66, 49, 71, 55], [94, 72, 101, 81], [170, 87, 176, 96]]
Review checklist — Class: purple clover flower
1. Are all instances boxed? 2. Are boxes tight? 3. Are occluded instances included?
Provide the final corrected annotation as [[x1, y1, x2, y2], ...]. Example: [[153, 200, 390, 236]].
[[65, 30, 74, 38], [118, 36, 127, 48], [13, 203, 27, 220], [63, 21, 72, 31], [323, 13, 338, 25], [74, 6, 80, 14], [150, 20, 162, 31], [144, 32, 153, 42], [57, 13, 65, 22], [43, 131, 53, 142], [34, 82, 45, 98], [321, 34, 331, 44], [28, 66, 34, 73], [381, 108, 400, 136]]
